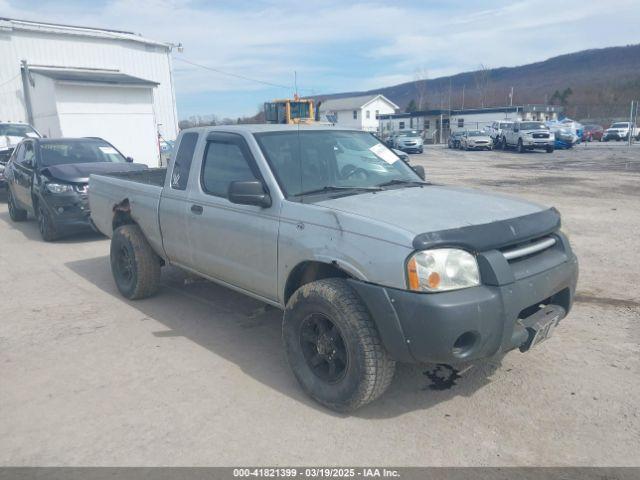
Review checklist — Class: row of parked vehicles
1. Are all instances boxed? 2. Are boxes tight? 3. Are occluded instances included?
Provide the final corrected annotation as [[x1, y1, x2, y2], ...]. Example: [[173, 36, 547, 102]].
[[449, 121, 555, 153], [447, 119, 640, 154], [1, 122, 579, 412]]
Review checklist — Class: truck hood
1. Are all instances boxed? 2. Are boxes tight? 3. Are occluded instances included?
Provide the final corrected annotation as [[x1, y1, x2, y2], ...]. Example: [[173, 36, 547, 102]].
[[315, 185, 547, 237], [41, 162, 148, 184]]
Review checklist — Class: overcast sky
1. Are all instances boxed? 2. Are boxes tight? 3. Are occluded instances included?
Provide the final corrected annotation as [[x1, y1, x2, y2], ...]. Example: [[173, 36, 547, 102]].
[[3, 0, 640, 119]]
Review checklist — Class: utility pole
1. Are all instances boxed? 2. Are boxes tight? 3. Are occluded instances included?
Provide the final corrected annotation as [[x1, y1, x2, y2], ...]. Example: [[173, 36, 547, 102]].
[[509, 86, 514, 107], [629, 100, 634, 146], [461, 84, 465, 109]]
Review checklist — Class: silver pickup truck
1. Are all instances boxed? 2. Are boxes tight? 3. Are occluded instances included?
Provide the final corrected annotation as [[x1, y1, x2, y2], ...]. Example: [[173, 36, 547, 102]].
[[89, 125, 578, 412]]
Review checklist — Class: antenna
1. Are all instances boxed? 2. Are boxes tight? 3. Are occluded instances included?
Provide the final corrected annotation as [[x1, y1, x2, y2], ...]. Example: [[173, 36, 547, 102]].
[[294, 70, 298, 98]]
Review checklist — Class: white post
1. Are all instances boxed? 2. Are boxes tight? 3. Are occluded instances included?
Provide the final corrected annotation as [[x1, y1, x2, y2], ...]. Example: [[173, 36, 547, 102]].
[[629, 100, 635, 146]]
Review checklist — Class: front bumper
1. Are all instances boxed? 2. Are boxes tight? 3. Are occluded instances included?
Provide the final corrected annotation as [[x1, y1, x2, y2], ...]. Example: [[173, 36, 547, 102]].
[[603, 132, 626, 140], [523, 138, 554, 148], [42, 192, 92, 232], [466, 143, 492, 150], [349, 234, 578, 365], [398, 144, 423, 153]]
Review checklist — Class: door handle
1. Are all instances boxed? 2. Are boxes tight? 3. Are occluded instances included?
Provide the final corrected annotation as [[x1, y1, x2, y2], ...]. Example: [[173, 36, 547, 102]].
[[190, 204, 203, 215]]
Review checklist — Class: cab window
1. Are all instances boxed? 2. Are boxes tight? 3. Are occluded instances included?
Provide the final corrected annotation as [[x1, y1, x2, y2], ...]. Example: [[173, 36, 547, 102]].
[[201, 136, 258, 198]]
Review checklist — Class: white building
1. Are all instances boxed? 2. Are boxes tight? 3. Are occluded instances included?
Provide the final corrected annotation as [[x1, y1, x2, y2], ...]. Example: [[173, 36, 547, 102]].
[[0, 18, 179, 166], [379, 105, 562, 143], [318, 94, 398, 131]]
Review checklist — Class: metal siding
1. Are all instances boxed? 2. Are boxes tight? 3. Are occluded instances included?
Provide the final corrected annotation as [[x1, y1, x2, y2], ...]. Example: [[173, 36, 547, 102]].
[[0, 27, 177, 142]]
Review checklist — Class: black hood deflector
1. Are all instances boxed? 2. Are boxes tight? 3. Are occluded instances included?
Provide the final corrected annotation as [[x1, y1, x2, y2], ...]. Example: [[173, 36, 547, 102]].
[[413, 208, 561, 252]]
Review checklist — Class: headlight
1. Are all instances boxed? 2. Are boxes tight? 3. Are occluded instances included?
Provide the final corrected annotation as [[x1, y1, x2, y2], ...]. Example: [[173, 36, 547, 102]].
[[45, 183, 73, 194], [407, 248, 480, 292]]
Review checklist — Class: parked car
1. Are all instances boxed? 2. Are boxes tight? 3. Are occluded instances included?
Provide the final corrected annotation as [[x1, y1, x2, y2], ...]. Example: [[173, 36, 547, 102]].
[[581, 124, 604, 142], [459, 130, 493, 151], [448, 131, 465, 149], [89, 125, 578, 412], [502, 121, 555, 153], [392, 130, 424, 153], [0, 123, 41, 186], [373, 134, 411, 163], [488, 120, 513, 148], [4, 137, 147, 241], [602, 122, 639, 141]]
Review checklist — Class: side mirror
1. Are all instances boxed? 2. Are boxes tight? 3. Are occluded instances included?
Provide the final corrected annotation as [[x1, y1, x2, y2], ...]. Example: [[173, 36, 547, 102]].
[[126, 156, 134, 163], [412, 165, 426, 180], [228, 180, 271, 208]]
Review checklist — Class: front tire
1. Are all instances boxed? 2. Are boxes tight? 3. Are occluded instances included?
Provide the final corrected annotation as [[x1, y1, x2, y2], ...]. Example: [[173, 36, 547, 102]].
[[283, 278, 395, 412], [37, 203, 58, 241], [502, 137, 508, 150], [110, 224, 161, 300], [546, 146, 554, 153], [517, 139, 525, 153], [7, 189, 27, 222]]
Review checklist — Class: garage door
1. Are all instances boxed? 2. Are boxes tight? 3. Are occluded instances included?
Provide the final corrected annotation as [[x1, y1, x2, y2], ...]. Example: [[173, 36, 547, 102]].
[[55, 83, 160, 166]]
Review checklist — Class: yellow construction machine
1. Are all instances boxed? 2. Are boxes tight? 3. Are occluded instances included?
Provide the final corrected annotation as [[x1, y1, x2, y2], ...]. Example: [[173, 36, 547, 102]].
[[264, 95, 315, 124]]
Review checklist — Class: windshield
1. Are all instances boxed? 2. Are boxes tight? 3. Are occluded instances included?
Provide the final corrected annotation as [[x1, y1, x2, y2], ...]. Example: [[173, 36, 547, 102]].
[[39, 140, 127, 167], [398, 130, 420, 137], [0, 124, 39, 138], [289, 102, 311, 119], [500, 123, 511, 129], [611, 123, 629, 128], [467, 131, 485, 137], [520, 122, 548, 130], [255, 131, 422, 197]]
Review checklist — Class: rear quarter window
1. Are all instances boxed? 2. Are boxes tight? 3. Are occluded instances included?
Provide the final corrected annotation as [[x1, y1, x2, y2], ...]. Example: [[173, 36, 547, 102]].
[[170, 132, 199, 190]]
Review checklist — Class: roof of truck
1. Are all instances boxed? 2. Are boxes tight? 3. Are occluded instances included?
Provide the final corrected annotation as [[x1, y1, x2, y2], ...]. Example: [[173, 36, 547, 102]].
[[181, 124, 362, 134]]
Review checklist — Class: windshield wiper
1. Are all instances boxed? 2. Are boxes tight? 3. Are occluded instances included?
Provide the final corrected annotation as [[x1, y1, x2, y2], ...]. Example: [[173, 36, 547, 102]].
[[376, 179, 429, 188], [296, 185, 382, 196]]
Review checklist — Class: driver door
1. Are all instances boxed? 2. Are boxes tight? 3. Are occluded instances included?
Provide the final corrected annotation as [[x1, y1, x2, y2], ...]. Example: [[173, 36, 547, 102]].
[[186, 132, 279, 302]]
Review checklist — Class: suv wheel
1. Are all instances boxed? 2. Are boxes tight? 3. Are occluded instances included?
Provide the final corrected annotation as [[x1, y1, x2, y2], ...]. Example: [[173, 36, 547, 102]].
[[7, 189, 27, 222], [517, 139, 525, 153], [283, 278, 395, 412], [37, 204, 58, 241], [110, 224, 161, 299], [502, 137, 508, 150], [546, 145, 554, 153]]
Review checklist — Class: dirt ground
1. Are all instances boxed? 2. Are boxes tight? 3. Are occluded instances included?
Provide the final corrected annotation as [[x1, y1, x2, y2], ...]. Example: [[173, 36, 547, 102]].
[[0, 142, 639, 466]]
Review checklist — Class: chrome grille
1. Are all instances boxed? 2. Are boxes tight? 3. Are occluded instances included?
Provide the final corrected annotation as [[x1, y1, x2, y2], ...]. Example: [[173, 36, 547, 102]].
[[502, 236, 556, 261]]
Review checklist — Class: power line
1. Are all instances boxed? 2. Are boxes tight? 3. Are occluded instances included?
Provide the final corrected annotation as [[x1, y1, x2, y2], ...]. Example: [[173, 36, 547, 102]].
[[0, 72, 21, 89], [173, 55, 293, 90]]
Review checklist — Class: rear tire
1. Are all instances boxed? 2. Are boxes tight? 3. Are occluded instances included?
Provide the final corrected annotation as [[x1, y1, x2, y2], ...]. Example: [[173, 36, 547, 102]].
[[110, 224, 161, 300], [7, 189, 27, 222], [283, 278, 395, 412]]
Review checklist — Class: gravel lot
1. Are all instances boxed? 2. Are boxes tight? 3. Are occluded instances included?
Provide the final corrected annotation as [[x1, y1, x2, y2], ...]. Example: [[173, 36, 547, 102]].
[[1, 143, 639, 466]]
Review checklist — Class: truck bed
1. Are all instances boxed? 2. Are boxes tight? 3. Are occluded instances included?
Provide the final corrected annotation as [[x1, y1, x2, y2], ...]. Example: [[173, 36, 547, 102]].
[[89, 169, 166, 255], [102, 168, 167, 187]]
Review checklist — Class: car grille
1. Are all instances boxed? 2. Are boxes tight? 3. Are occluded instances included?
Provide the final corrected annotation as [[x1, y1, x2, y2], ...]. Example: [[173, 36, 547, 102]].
[[500, 236, 556, 261], [533, 133, 549, 139]]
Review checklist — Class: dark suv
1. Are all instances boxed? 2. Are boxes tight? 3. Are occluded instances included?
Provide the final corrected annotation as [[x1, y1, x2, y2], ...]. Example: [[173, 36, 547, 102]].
[[4, 137, 146, 241]]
